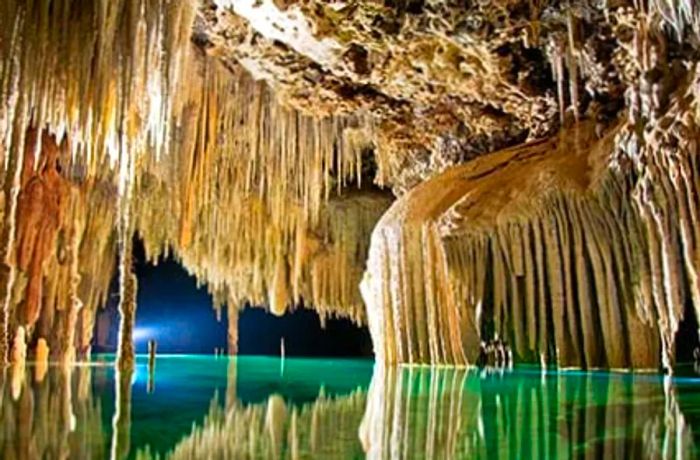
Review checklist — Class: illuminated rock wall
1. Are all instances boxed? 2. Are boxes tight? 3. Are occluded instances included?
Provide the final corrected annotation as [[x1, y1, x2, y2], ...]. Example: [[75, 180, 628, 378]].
[[2, 0, 700, 370], [0, 0, 387, 362], [362, 73, 700, 369]]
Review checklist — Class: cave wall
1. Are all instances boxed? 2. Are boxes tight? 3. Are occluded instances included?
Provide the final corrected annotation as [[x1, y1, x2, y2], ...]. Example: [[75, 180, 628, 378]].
[[1, 0, 700, 370], [362, 74, 700, 369]]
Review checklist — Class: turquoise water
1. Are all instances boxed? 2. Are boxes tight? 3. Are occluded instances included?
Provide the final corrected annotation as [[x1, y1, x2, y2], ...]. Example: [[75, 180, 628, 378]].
[[2, 356, 700, 458]]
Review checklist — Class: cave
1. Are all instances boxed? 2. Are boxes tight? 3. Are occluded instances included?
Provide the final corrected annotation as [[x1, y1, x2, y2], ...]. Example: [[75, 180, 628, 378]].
[[3, 0, 700, 458], [94, 240, 372, 357]]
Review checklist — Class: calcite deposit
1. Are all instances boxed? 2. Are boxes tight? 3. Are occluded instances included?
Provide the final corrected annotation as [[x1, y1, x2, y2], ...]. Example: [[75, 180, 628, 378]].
[[1, 0, 700, 370]]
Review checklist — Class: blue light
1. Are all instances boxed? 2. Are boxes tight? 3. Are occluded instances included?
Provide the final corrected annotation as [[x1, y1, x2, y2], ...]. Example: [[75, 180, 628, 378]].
[[134, 326, 158, 343]]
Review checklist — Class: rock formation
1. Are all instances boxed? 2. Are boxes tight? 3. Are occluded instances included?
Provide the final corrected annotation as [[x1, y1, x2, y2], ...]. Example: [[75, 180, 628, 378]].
[[1, 0, 700, 370]]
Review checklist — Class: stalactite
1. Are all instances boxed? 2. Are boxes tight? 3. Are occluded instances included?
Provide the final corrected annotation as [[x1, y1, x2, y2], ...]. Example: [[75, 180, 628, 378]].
[[227, 303, 238, 356], [363, 69, 700, 369], [0, 0, 387, 356], [136, 161, 390, 325], [0, 127, 27, 365]]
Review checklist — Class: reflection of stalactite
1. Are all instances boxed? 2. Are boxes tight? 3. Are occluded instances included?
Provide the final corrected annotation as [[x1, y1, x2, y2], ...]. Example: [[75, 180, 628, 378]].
[[0, 365, 106, 459], [225, 358, 237, 412], [110, 367, 133, 460], [360, 366, 696, 459], [144, 388, 368, 459]]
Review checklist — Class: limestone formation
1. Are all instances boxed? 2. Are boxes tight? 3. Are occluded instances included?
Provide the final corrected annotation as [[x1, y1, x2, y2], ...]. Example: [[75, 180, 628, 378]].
[[1, 0, 700, 370], [34, 337, 49, 382]]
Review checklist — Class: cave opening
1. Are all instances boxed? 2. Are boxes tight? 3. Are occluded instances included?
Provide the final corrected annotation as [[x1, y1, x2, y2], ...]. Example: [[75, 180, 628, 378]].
[[237, 305, 373, 358], [93, 239, 373, 357]]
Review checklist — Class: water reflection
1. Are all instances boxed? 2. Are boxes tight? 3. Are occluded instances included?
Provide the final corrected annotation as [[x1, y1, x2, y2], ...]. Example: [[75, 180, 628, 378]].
[[0, 364, 107, 459], [362, 367, 697, 459], [1, 359, 699, 459]]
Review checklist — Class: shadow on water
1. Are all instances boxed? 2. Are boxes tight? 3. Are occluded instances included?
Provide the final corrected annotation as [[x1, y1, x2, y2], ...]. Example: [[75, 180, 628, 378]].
[[1, 356, 700, 459]]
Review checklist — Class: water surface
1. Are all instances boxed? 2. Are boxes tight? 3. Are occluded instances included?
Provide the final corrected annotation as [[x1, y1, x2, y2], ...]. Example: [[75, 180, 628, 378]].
[[1, 355, 700, 458]]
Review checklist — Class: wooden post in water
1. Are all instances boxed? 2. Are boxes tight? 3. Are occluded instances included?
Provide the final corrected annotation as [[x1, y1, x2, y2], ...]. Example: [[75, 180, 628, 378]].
[[280, 337, 285, 376]]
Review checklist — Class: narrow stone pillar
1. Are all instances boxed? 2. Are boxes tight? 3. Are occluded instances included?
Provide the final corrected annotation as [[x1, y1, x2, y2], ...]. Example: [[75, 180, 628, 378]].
[[116, 169, 136, 372], [227, 303, 239, 356], [35, 338, 49, 382], [59, 223, 83, 366], [116, 269, 137, 372]]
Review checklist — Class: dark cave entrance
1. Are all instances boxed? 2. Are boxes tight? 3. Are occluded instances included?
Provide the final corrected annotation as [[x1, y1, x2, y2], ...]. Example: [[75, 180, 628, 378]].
[[237, 305, 373, 358], [93, 239, 373, 357], [92, 240, 227, 354]]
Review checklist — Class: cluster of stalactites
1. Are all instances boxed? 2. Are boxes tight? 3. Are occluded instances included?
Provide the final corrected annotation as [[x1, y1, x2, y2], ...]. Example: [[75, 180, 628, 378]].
[[141, 56, 372, 228], [0, 0, 195, 177], [362, 70, 700, 370], [0, 0, 195, 364], [649, 0, 700, 41], [0, 128, 117, 364], [136, 176, 390, 326], [0, 0, 382, 361], [131, 58, 385, 325]]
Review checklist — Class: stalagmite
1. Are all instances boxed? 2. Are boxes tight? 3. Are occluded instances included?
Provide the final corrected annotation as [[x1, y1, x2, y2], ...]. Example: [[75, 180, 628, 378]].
[[34, 338, 48, 383], [9, 359, 24, 401], [10, 325, 25, 366], [148, 339, 157, 394]]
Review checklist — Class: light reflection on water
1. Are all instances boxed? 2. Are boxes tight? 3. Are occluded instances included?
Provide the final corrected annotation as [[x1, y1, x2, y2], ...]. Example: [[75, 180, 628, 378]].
[[1, 356, 699, 459]]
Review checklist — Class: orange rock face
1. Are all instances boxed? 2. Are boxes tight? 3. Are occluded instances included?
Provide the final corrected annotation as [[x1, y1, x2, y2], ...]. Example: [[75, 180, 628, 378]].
[[15, 130, 70, 327]]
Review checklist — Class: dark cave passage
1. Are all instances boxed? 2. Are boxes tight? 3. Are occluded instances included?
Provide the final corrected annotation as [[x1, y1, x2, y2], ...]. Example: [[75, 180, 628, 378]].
[[93, 240, 227, 354], [93, 239, 373, 357], [237, 306, 373, 358]]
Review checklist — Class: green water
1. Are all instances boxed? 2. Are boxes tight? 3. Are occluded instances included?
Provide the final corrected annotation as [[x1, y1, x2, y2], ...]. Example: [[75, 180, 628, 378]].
[[2, 356, 700, 459]]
